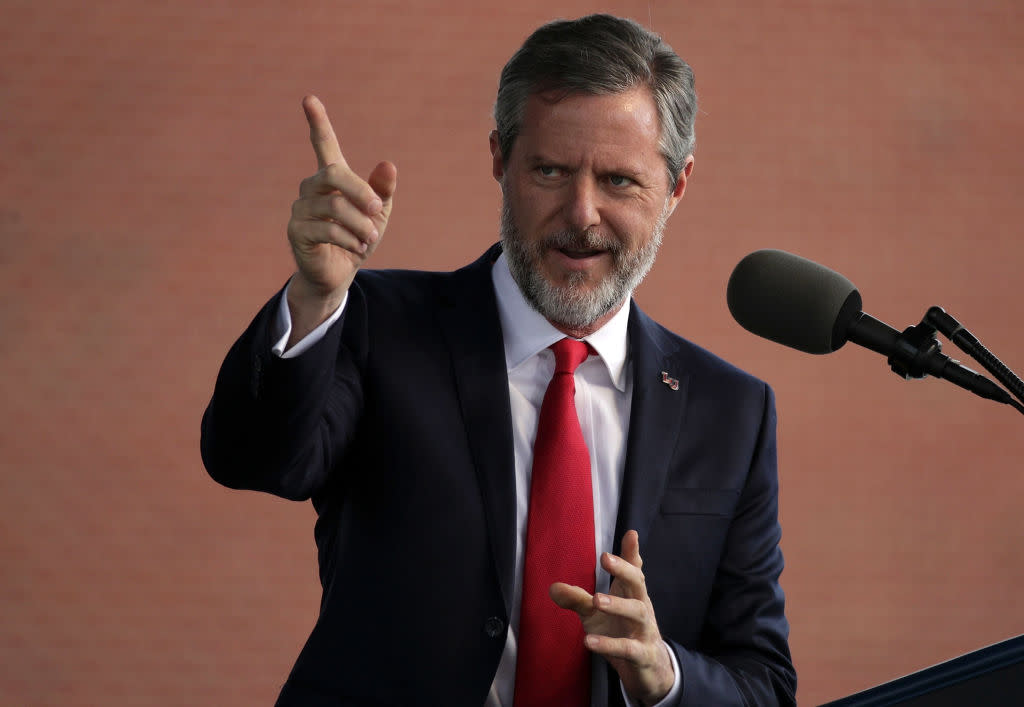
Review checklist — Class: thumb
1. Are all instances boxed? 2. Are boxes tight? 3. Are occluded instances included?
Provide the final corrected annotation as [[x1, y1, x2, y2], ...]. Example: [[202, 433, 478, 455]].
[[366, 161, 398, 239], [368, 160, 398, 203]]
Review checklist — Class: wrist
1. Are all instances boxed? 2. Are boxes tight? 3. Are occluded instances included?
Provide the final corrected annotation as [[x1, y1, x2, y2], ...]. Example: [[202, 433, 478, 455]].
[[286, 273, 348, 345]]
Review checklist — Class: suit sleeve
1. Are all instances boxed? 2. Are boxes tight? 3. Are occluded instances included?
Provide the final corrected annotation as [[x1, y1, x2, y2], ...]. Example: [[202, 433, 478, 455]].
[[200, 283, 367, 501], [670, 384, 796, 707]]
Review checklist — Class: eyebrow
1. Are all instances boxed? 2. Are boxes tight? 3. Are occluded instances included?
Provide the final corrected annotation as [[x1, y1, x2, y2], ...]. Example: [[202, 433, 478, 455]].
[[525, 153, 648, 178]]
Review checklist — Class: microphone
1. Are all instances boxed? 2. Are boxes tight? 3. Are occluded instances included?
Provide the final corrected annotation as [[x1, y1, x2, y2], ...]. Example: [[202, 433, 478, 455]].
[[726, 249, 1015, 405]]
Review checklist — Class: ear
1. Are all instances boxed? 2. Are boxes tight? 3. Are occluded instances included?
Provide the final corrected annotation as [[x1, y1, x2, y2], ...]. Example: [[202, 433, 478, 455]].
[[489, 130, 504, 181], [665, 155, 695, 216]]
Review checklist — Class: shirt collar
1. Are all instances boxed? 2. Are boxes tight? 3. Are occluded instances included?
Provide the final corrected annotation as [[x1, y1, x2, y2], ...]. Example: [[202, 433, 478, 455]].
[[491, 252, 630, 391]]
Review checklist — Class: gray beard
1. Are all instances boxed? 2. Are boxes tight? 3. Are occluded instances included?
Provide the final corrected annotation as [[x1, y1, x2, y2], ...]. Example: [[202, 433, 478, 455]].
[[499, 198, 667, 331]]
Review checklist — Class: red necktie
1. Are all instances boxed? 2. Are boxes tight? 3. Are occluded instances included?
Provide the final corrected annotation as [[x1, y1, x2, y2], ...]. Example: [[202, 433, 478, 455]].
[[514, 338, 595, 707]]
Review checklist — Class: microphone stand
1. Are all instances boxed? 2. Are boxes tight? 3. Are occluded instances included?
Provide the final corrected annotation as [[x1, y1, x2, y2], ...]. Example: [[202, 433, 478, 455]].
[[924, 307, 1024, 406], [881, 308, 1024, 416]]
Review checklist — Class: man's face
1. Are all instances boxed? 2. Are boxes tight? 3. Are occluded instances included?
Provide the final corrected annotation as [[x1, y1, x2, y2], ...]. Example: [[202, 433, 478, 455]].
[[492, 86, 691, 333]]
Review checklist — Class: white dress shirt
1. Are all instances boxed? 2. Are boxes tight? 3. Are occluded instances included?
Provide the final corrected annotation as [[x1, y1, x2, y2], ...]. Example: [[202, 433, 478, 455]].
[[272, 254, 680, 706]]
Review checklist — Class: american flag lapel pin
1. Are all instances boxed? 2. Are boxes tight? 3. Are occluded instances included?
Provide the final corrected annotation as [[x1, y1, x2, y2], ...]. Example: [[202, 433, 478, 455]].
[[661, 371, 679, 391]]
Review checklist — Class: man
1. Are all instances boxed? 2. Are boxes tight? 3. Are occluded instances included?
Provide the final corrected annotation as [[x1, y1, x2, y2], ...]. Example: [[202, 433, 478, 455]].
[[202, 14, 795, 707]]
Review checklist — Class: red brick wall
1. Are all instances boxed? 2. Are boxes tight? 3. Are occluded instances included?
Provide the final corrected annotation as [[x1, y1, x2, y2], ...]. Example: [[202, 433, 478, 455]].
[[3, 1, 1023, 704]]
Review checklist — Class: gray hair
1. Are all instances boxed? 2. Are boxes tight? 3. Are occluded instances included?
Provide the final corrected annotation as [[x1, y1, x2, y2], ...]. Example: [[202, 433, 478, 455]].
[[494, 14, 697, 187]]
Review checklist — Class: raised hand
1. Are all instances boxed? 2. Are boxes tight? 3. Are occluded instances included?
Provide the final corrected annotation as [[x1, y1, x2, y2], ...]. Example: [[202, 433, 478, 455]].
[[550, 530, 675, 705], [285, 95, 397, 343]]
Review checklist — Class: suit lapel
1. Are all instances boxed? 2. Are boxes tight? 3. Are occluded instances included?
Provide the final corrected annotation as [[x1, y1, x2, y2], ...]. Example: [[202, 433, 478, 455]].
[[613, 303, 690, 552], [435, 245, 517, 613]]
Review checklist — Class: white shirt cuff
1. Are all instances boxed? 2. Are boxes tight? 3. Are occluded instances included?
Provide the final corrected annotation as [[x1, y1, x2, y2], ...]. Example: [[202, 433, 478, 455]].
[[619, 640, 682, 706], [271, 277, 348, 359]]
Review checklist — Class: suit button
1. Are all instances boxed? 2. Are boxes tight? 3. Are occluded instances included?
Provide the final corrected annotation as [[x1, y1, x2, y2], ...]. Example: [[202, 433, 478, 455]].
[[484, 616, 505, 638]]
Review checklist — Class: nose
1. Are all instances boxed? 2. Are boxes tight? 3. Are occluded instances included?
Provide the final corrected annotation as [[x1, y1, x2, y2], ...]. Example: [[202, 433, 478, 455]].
[[563, 176, 601, 232]]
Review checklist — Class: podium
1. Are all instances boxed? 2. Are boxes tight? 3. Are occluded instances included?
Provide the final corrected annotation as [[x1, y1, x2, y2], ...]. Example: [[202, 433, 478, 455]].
[[819, 634, 1024, 706]]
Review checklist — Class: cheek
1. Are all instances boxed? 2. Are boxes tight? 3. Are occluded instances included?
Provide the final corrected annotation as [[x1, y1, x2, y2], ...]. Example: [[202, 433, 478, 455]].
[[605, 213, 646, 245], [510, 191, 560, 234], [619, 205, 664, 244]]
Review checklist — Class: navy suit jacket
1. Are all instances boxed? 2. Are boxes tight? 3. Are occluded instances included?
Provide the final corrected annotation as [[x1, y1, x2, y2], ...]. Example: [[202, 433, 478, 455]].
[[201, 244, 795, 706]]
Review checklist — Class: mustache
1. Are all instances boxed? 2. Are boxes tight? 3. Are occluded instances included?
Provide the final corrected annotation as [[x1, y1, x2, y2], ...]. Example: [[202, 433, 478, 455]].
[[538, 229, 622, 255]]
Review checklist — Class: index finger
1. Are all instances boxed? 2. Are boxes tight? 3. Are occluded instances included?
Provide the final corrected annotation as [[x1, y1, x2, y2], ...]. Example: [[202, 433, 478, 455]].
[[620, 529, 643, 569], [302, 95, 347, 170], [603, 551, 647, 600]]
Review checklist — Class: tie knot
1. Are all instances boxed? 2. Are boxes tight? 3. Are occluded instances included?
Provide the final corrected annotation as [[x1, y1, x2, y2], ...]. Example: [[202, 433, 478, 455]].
[[550, 338, 592, 374]]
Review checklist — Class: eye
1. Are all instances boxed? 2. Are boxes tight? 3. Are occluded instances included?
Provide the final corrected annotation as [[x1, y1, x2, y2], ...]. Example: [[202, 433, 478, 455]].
[[536, 165, 564, 178], [607, 174, 635, 188]]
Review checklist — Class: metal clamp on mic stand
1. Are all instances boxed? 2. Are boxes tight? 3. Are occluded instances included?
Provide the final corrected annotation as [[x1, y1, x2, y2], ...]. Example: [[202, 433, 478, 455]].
[[886, 318, 944, 381]]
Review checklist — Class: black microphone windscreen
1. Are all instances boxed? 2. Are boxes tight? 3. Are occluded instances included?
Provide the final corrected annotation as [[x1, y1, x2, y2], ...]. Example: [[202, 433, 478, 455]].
[[727, 249, 862, 354]]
